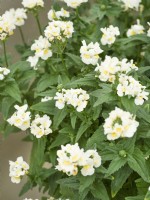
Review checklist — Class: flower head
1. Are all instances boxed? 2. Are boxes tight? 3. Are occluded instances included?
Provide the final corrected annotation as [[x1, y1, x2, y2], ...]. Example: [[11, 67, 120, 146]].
[[127, 20, 144, 37]]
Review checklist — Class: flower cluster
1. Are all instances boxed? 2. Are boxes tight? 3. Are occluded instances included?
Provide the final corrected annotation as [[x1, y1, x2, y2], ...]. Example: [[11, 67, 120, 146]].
[[119, 0, 141, 10], [54, 88, 89, 112], [61, 0, 88, 8], [80, 40, 103, 65], [44, 20, 74, 42], [9, 157, 29, 184], [13, 8, 27, 26], [127, 20, 144, 37], [95, 56, 138, 83], [0, 67, 10, 80], [7, 104, 31, 131], [104, 107, 139, 140], [100, 25, 120, 45], [117, 74, 149, 105], [48, 8, 70, 21], [56, 143, 101, 176], [27, 36, 52, 69], [22, 0, 44, 9], [30, 114, 52, 138]]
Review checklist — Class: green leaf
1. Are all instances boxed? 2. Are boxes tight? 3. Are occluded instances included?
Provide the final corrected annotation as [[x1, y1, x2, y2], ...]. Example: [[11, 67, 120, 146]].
[[53, 108, 68, 129], [128, 148, 150, 183], [70, 112, 77, 129], [91, 181, 110, 200], [57, 177, 79, 190], [31, 101, 55, 115], [66, 53, 83, 66], [1, 97, 15, 119], [75, 121, 92, 142], [137, 108, 150, 124], [94, 93, 117, 107], [9, 61, 31, 74], [106, 156, 127, 177], [121, 96, 138, 114], [19, 180, 33, 196], [144, 190, 150, 200], [111, 165, 132, 197], [5, 81, 22, 103], [50, 132, 70, 149], [125, 195, 145, 200], [79, 175, 95, 193]]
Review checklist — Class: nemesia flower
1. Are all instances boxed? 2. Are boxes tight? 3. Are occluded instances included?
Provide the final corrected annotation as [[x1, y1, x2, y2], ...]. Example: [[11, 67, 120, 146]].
[[147, 22, 150, 37], [104, 107, 139, 140], [80, 40, 103, 65], [61, 0, 88, 8], [56, 143, 101, 176], [9, 156, 29, 184], [119, 0, 141, 10], [44, 20, 74, 42], [30, 36, 53, 60], [54, 88, 90, 112], [14, 8, 27, 26], [30, 114, 52, 138], [27, 55, 39, 70], [0, 67, 10, 80], [127, 20, 144, 37], [117, 74, 149, 105], [48, 8, 70, 21], [7, 104, 31, 131], [41, 96, 53, 102], [100, 25, 120, 45], [95, 56, 138, 83], [22, 0, 44, 9]]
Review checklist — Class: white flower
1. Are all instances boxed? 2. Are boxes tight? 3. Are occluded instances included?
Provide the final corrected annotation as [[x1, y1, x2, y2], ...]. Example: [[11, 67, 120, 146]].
[[56, 143, 101, 176], [117, 74, 149, 105], [48, 8, 70, 21], [44, 20, 74, 42], [95, 56, 138, 83], [0, 67, 10, 80], [7, 104, 31, 131], [100, 25, 120, 45], [147, 22, 150, 37], [54, 88, 89, 112], [104, 107, 139, 140], [61, 0, 88, 8], [80, 40, 103, 65], [127, 20, 144, 37], [30, 36, 52, 60], [27, 55, 39, 70], [41, 96, 53, 102], [22, 0, 44, 9], [9, 156, 29, 184], [14, 8, 27, 26], [119, 0, 141, 10], [30, 114, 52, 138]]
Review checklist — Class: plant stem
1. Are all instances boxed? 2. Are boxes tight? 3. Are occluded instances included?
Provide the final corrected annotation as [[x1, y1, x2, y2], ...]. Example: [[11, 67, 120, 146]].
[[2, 41, 8, 67], [18, 27, 27, 47], [60, 53, 69, 77], [35, 14, 42, 35]]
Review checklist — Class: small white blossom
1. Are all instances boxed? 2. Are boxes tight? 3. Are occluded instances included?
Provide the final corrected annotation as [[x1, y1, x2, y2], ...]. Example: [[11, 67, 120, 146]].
[[22, 0, 44, 9], [41, 96, 53, 102], [117, 74, 149, 105], [9, 156, 29, 184], [54, 88, 89, 112], [48, 8, 70, 21], [147, 22, 150, 37], [0, 67, 10, 80], [100, 25, 120, 45], [30, 114, 52, 138], [127, 20, 144, 37], [61, 0, 88, 8], [14, 8, 27, 26], [104, 107, 139, 140], [44, 20, 74, 42], [119, 0, 141, 10], [27, 55, 39, 70], [95, 56, 138, 83], [7, 104, 31, 131], [56, 143, 101, 176], [80, 40, 103, 65]]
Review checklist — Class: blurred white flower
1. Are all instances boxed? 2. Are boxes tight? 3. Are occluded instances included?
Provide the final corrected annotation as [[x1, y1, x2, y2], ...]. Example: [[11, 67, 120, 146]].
[[41, 96, 53, 102], [119, 0, 141, 10], [100, 25, 120, 45], [147, 22, 150, 37], [9, 156, 29, 184], [127, 20, 144, 37], [7, 104, 31, 131], [61, 0, 88, 8], [22, 0, 44, 9], [0, 67, 10, 80], [48, 8, 70, 21], [80, 40, 103, 65], [30, 114, 52, 138], [104, 107, 139, 140], [27, 55, 39, 70], [14, 8, 27, 26]]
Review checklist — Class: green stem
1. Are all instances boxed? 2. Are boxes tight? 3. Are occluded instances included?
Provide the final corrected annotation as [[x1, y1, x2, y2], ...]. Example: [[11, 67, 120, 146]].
[[35, 14, 42, 35], [18, 27, 27, 47], [60, 53, 69, 77], [2, 41, 8, 67]]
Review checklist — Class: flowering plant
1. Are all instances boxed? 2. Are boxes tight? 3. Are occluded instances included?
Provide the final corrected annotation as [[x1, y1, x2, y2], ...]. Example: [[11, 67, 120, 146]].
[[1, 0, 150, 199]]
